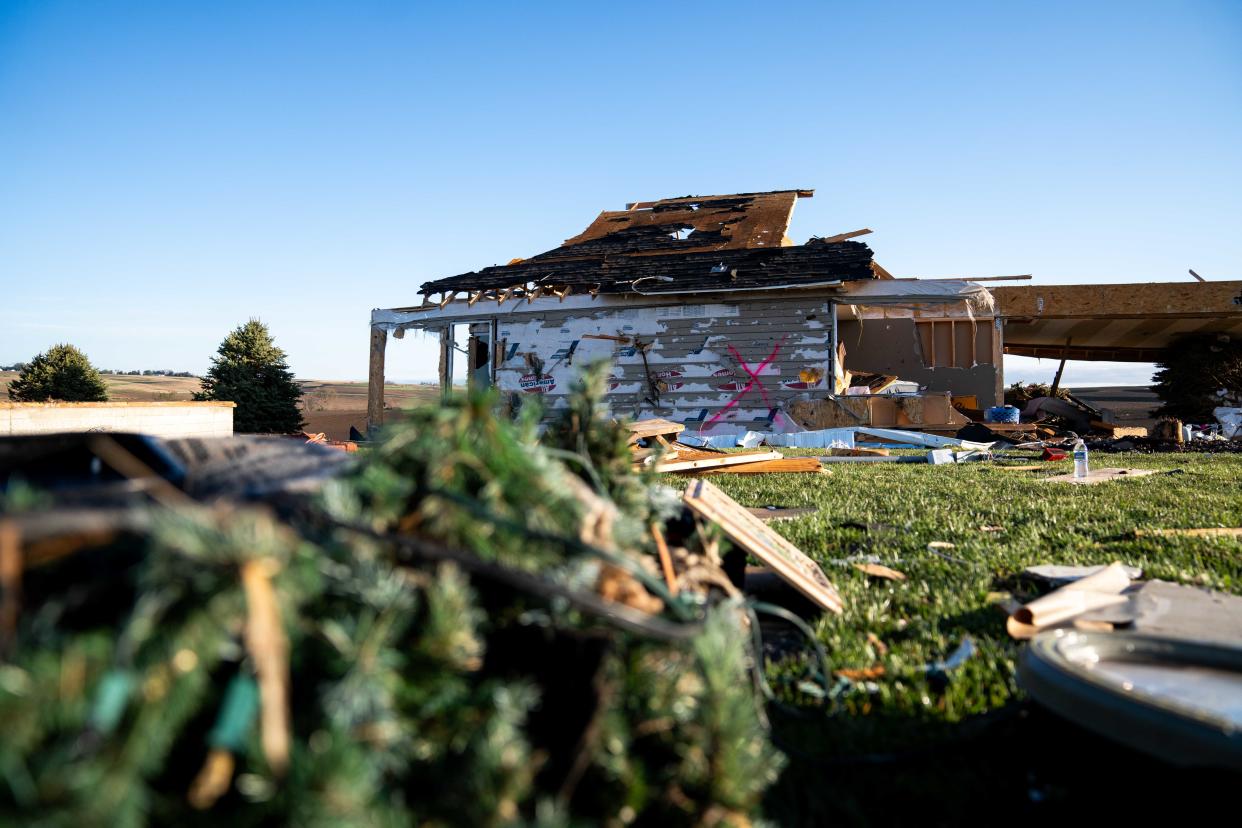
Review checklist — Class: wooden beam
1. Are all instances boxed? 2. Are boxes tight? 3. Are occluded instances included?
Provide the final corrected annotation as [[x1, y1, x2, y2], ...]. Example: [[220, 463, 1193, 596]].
[[818, 228, 872, 243], [439, 291, 457, 310], [497, 285, 516, 305], [1050, 338, 1071, 396], [993, 281, 1242, 320], [366, 327, 387, 435], [1189, 269, 1205, 282]]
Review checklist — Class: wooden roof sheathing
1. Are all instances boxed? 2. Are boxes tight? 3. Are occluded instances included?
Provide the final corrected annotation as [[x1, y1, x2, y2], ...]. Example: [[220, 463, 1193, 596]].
[[562, 190, 807, 255], [995, 281, 1242, 361]]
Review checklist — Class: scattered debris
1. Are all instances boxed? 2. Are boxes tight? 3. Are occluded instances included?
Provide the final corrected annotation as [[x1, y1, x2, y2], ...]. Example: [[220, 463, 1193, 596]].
[[853, 562, 907, 581], [834, 665, 887, 681], [745, 506, 819, 522], [828, 446, 890, 457], [925, 541, 967, 565], [923, 636, 977, 687], [1007, 562, 1134, 639]]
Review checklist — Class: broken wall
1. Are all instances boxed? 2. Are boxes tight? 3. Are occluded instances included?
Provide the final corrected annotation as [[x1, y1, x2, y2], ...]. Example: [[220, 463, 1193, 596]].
[[838, 315, 1001, 407], [492, 296, 834, 433]]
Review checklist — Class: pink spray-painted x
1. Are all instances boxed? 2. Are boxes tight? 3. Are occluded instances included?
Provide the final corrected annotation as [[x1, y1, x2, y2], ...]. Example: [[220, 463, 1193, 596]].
[[703, 339, 784, 428]]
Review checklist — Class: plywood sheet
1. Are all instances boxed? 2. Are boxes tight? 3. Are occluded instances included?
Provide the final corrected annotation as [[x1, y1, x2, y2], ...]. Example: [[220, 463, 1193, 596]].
[[1041, 467, 1160, 485], [564, 191, 806, 254], [683, 479, 844, 614]]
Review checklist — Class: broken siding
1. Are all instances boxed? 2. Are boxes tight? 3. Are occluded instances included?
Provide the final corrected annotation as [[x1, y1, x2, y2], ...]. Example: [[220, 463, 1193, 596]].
[[495, 297, 834, 432]]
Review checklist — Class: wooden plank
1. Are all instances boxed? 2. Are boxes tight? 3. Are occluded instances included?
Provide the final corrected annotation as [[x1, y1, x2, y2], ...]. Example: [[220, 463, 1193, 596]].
[[1041, 467, 1160, 485], [690, 457, 825, 475], [683, 479, 843, 614], [818, 228, 872, 243], [1134, 527, 1242, 539], [1090, 421, 1149, 438], [625, 418, 686, 440], [652, 450, 782, 473]]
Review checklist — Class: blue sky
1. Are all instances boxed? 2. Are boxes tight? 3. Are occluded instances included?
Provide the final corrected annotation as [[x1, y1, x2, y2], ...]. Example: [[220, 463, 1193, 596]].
[[2, 1, 1239, 385]]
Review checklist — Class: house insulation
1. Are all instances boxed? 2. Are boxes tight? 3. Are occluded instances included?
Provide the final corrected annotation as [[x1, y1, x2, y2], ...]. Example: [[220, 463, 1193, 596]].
[[369, 190, 1001, 434]]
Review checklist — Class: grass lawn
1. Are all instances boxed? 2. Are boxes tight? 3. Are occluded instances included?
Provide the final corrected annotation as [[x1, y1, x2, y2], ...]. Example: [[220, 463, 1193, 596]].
[[667, 450, 1242, 823]]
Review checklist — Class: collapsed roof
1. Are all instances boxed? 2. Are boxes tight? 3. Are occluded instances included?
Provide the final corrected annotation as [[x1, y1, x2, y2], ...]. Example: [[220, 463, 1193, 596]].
[[418, 190, 876, 299]]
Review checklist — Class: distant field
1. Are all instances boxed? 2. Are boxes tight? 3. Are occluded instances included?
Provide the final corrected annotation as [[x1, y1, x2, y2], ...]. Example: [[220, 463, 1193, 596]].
[[300, 380, 444, 440], [0, 371, 202, 401], [0, 370, 1163, 437]]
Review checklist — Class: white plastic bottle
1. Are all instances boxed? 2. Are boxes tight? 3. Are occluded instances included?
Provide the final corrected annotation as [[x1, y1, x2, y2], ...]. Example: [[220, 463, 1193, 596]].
[[1073, 437, 1089, 479]]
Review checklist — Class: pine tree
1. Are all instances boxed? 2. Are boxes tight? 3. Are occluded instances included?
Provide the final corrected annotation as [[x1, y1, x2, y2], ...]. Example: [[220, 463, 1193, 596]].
[[196, 320, 304, 433], [1153, 334, 1242, 421], [7, 343, 109, 402]]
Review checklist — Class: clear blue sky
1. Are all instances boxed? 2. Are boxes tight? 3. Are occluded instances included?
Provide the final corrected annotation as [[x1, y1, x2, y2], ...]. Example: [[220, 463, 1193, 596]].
[[3, 1, 1240, 386]]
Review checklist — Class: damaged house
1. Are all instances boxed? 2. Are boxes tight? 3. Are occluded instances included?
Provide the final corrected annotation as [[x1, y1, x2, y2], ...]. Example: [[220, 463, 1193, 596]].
[[368, 190, 1242, 435]]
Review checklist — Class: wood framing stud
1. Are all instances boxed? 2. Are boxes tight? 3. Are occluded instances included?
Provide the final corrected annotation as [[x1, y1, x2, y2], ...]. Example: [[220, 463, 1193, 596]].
[[366, 327, 387, 435]]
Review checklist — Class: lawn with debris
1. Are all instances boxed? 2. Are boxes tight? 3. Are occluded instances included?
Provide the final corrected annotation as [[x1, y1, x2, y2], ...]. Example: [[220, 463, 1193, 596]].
[[669, 451, 1242, 823]]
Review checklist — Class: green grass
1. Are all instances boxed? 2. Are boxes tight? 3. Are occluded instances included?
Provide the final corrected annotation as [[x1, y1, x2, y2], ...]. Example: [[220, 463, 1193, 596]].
[[666, 450, 1242, 823]]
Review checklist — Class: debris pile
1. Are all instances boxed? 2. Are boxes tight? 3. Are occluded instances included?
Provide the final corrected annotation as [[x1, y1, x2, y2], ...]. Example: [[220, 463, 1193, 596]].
[[0, 368, 838, 825]]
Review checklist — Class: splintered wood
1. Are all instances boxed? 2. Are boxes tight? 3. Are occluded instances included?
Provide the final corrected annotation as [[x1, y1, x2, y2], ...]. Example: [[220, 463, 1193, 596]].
[[682, 479, 843, 614]]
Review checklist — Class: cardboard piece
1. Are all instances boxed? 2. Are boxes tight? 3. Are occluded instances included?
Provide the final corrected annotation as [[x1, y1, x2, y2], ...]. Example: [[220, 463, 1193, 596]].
[[1041, 467, 1160, 485], [682, 479, 843, 614]]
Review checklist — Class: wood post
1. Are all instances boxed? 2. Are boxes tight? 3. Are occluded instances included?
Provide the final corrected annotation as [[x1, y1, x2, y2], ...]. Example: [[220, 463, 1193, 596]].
[[1050, 337, 1072, 396], [438, 328, 451, 397], [992, 317, 1005, 407], [367, 327, 387, 435]]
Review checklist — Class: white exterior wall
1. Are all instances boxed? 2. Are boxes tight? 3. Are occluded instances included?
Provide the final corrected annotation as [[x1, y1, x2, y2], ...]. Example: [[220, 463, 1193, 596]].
[[0, 402, 234, 438]]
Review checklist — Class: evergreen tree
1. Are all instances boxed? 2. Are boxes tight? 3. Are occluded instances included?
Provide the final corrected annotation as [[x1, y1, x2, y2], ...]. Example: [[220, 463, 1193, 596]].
[[1153, 334, 1242, 421], [7, 343, 108, 402], [196, 320, 304, 433], [0, 377, 782, 826]]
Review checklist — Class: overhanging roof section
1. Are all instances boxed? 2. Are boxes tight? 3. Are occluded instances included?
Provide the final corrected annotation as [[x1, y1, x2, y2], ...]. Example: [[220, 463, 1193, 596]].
[[995, 281, 1242, 361], [417, 189, 876, 299]]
